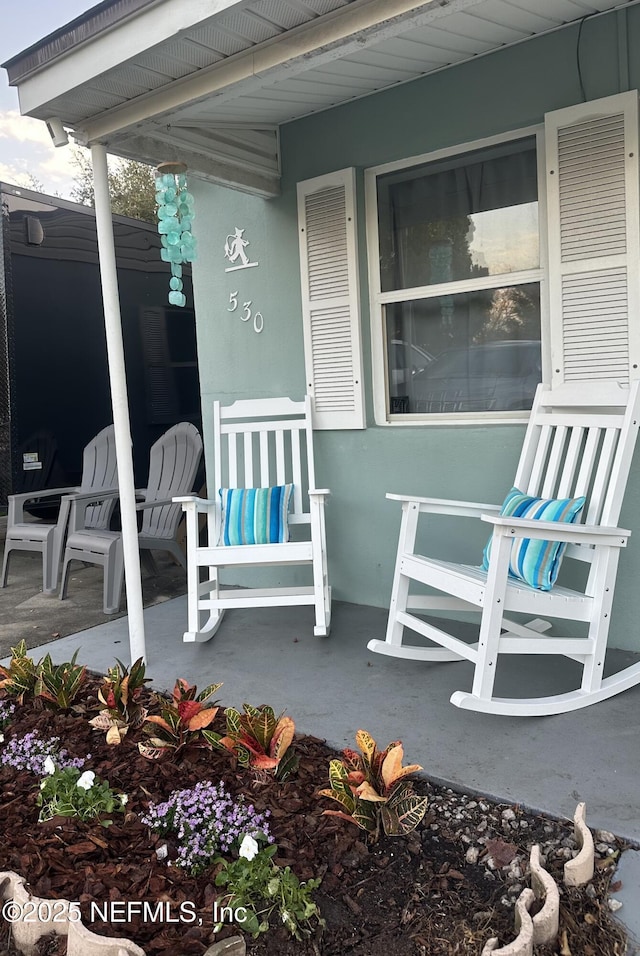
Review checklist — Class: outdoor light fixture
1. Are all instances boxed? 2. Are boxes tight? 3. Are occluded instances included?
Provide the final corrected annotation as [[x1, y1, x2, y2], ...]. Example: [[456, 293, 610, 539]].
[[155, 161, 197, 307], [45, 117, 69, 147]]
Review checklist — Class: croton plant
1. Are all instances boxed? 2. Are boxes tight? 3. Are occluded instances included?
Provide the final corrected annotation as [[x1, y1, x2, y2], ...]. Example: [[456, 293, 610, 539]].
[[319, 729, 428, 840]]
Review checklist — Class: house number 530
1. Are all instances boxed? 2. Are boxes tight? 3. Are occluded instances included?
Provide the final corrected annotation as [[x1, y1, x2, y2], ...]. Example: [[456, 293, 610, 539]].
[[227, 291, 264, 333]]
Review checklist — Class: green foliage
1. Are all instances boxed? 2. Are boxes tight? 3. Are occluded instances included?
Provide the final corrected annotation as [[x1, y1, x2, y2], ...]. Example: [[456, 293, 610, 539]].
[[204, 703, 298, 780], [1, 643, 88, 711], [89, 657, 150, 744], [139, 678, 222, 758], [318, 729, 428, 840], [37, 767, 126, 825], [69, 147, 156, 222], [215, 846, 323, 940], [34, 650, 86, 711], [0, 641, 40, 703]]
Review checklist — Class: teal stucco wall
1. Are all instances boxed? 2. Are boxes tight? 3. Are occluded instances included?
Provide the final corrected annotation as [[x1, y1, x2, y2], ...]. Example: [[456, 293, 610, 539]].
[[190, 8, 640, 651]]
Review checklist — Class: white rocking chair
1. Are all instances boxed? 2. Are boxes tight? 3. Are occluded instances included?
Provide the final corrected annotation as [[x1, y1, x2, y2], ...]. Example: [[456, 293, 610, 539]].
[[176, 396, 331, 642], [368, 381, 640, 716]]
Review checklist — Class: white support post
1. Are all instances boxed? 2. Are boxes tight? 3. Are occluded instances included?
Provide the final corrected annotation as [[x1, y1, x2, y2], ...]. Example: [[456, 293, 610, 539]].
[[90, 143, 146, 663]]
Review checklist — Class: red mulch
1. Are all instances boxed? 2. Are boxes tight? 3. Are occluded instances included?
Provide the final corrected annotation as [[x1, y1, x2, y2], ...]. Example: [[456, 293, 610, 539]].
[[0, 678, 628, 956]]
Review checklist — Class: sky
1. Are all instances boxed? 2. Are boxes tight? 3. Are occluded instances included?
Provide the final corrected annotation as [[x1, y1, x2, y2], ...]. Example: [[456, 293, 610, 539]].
[[0, 0, 98, 198]]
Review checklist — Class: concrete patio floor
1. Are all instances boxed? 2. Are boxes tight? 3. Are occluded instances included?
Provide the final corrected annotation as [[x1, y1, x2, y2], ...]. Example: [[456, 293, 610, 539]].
[[1, 518, 638, 945]]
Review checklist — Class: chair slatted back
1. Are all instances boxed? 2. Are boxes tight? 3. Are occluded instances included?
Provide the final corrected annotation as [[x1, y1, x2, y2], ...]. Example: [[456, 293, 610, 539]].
[[79, 425, 118, 530], [142, 423, 203, 539], [213, 396, 316, 527], [514, 381, 640, 564]]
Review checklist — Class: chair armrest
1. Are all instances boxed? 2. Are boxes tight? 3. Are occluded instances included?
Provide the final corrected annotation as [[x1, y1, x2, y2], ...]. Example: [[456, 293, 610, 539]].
[[308, 489, 330, 497], [387, 492, 501, 518], [64, 489, 120, 532], [174, 495, 218, 510], [61, 489, 120, 505], [7, 485, 81, 525], [9, 485, 80, 504], [136, 497, 178, 510], [482, 514, 630, 547]]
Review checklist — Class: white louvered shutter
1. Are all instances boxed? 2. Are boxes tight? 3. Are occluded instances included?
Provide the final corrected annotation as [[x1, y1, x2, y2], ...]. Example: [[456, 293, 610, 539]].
[[545, 91, 640, 386], [297, 168, 365, 429]]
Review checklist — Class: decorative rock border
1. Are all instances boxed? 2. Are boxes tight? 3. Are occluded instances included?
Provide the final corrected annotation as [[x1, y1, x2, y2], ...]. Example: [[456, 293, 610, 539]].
[[482, 802, 599, 954], [529, 845, 560, 945], [0, 871, 245, 956], [481, 888, 534, 956], [564, 802, 595, 887]]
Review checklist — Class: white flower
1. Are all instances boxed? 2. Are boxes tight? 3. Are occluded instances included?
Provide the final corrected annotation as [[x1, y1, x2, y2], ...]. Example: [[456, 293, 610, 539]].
[[43, 755, 56, 775], [120, 794, 128, 806], [0, 733, 4, 743], [238, 834, 259, 861], [76, 770, 96, 791]]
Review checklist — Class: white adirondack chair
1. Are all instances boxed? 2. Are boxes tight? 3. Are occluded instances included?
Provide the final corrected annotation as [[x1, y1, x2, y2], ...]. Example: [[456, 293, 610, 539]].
[[368, 381, 640, 716], [176, 396, 331, 642], [59, 422, 202, 614], [1, 424, 117, 594]]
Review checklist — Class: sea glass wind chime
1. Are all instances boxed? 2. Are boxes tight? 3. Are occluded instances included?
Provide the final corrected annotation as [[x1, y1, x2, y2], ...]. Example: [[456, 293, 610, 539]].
[[155, 161, 196, 307]]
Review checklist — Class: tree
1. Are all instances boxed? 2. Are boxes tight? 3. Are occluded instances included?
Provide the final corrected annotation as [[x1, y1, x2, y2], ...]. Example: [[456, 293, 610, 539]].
[[70, 147, 157, 222]]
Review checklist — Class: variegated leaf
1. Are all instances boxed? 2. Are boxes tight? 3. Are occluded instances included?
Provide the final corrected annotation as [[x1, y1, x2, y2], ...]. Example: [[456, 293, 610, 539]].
[[251, 753, 279, 770], [355, 781, 387, 803], [318, 788, 356, 814], [89, 711, 113, 730], [352, 801, 378, 831], [355, 729, 376, 765], [143, 715, 174, 734], [382, 793, 428, 835], [138, 741, 169, 760], [186, 707, 218, 731], [225, 707, 242, 737], [270, 716, 295, 759], [106, 724, 127, 745], [197, 682, 223, 703]]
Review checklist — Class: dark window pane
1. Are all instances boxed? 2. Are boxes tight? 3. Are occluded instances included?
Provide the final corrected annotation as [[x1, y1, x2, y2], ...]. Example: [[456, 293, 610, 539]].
[[386, 284, 541, 414], [378, 139, 539, 292]]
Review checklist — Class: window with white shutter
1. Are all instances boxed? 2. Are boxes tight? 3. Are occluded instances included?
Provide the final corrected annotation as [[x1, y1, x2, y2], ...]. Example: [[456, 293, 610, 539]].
[[545, 91, 640, 386], [297, 168, 365, 429]]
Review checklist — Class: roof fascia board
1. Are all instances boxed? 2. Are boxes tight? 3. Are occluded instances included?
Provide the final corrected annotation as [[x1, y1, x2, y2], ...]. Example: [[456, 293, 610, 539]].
[[21, 0, 485, 136], [14, 0, 254, 115]]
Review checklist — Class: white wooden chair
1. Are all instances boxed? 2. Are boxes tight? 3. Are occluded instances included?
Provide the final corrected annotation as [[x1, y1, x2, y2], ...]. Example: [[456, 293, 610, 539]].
[[1, 424, 117, 594], [59, 422, 202, 613], [176, 396, 331, 642], [368, 381, 640, 716]]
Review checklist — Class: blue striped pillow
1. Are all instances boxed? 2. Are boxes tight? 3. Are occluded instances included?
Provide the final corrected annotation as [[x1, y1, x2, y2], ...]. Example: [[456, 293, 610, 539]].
[[481, 487, 586, 591], [219, 485, 294, 545]]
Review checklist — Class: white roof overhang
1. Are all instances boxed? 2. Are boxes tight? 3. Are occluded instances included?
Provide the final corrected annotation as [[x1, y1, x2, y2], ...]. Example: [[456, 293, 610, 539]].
[[4, 0, 636, 197]]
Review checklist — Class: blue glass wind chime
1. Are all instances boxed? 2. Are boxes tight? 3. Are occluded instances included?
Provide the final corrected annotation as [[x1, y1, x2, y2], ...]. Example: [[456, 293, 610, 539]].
[[155, 162, 196, 307]]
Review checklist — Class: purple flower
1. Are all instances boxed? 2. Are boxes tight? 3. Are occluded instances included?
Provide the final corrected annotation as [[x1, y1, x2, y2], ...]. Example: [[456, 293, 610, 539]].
[[141, 780, 272, 874]]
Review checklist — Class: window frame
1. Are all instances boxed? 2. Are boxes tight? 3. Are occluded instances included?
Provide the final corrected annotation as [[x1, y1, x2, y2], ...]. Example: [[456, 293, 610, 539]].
[[365, 125, 549, 426]]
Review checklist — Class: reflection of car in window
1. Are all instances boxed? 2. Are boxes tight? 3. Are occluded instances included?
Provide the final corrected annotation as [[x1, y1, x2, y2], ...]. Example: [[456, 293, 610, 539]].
[[406, 340, 541, 413], [388, 339, 435, 390]]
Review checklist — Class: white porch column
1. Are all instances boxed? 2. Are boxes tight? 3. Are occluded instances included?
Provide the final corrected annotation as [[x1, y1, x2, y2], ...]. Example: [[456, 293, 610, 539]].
[[90, 142, 146, 663]]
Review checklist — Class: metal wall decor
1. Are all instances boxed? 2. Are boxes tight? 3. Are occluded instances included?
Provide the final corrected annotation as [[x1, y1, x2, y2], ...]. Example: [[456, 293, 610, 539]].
[[224, 226, 264, 333], [155, 161, 197, 307]]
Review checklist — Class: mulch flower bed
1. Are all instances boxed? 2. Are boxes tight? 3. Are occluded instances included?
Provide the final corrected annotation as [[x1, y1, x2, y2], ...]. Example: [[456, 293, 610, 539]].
[[0, 674, 629, 956]]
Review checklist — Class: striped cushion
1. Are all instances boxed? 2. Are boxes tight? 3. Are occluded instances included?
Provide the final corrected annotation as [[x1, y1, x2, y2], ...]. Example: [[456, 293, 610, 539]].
[[219, 485, 294, 546], [481, 487, 586, 591]]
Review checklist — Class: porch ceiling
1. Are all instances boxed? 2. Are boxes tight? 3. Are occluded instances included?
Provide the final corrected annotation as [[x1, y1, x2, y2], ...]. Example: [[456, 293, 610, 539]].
[[4, 0, 636, 196]]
